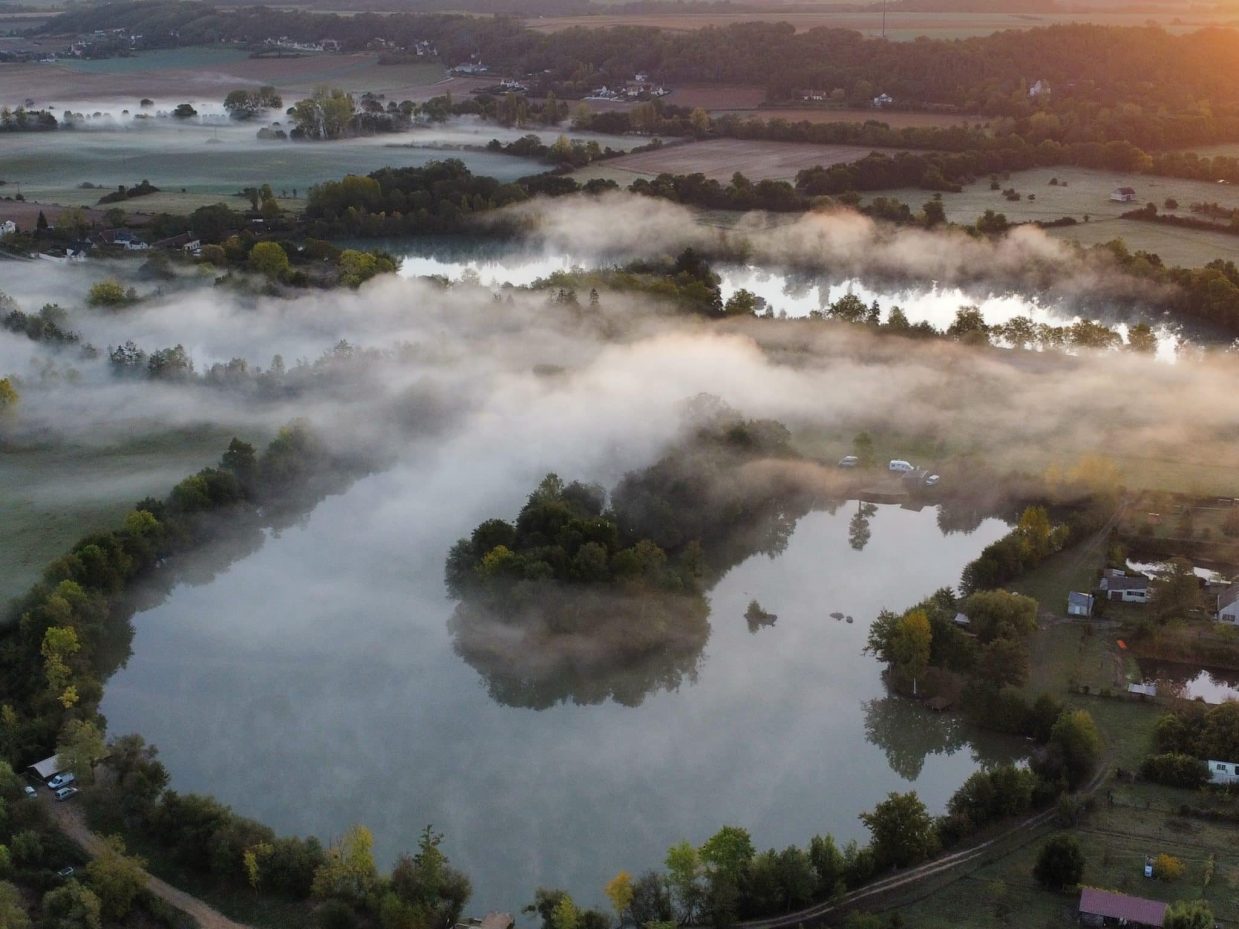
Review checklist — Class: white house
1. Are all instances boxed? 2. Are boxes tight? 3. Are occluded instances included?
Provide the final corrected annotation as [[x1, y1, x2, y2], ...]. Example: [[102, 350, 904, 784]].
[[1218, 586, 1239, 625], [1208, 759, 1239, 785], [1028, 79, 1051, 98], [872, 93, 894, 108], [1100, 571, 1150, 603], [1067, 591, 1094, 617], [1110, 186, 1138, 202], [0, 219, 15, 237]]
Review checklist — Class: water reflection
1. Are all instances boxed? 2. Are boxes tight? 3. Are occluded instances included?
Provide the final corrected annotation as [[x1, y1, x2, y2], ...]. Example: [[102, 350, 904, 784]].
[[1137, 659, 1239, 704], [848, 501, 878, 551], [863, 694, 1024, 780]]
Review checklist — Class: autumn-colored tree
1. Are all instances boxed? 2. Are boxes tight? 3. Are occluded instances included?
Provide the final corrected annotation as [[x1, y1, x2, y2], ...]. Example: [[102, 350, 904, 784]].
[[311, 825, 378, 906], [85, 835, 147, 920], [604, 871, 634, 925], [56, 718, 106, 783]]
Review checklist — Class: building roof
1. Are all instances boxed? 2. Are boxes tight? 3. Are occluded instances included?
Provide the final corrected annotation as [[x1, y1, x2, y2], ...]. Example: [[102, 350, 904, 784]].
[[1108, 574, 1149, 592], [1114, 186, 1137, 195], [1219, 585, 1239, 610], [28, 755, 63, 780], [1078, 888, 1166, 927], [1128, 682, 1157, 697], [1068, 591, 1093, 609]]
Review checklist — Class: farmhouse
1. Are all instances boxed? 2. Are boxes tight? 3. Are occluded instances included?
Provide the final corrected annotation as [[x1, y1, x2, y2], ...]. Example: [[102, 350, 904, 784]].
[[1110, 186, 1138, 202], [1077, 888, 1166, 928], [1067, 591, 1094, 617], [1217, 586, 1239, 625], [1100, 571, 1150, 603], [1209, 759, 1239, 785]]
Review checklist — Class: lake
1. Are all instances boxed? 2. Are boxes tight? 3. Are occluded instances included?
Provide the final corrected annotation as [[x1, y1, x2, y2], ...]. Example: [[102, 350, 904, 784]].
[[101, 477, 1016, 914]]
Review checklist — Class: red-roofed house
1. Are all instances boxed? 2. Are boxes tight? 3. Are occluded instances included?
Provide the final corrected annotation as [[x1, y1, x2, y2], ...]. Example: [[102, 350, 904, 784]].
[[1078, 888, 1167, 928]]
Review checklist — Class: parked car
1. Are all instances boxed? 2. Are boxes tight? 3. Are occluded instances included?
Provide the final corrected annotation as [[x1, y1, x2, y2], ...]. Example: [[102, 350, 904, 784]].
[[53, 786, 79, 802], [1144, 857, 1154, 879], [837, 455, 858, 468], [888, 459, 914, 472], [47, 773, 75, 791], [57, 867, 75, 879], [924, 474, 941, 487], [23, 785, 37, 799]]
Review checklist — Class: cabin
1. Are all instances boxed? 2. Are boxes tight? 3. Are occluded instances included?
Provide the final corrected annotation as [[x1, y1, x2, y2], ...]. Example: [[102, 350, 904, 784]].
[[26, 754, 64, 783], [1208, 759, 1239, 785], [1110, 187, 1138, 203], [1067, 591, 1094, 617], [1217, 586, 1239, 625], [1100, 572, 1150, 603], [1078, 888, 1166, 928]]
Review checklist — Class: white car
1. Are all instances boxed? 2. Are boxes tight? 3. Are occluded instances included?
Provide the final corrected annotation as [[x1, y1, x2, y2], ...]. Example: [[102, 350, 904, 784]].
[[888, 459, 914, 472], [23, 785, 37, 799], [48, 773, 75, 791], [924, 474, 941, 487], [838, 455, 859, 468], [54, 786, 79, 802]]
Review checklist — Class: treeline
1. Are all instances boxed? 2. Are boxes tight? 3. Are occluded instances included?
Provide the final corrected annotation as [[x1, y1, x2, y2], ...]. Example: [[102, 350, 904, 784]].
[[1152, 703, 1239, 769], [1122, 203, 1239, 240]]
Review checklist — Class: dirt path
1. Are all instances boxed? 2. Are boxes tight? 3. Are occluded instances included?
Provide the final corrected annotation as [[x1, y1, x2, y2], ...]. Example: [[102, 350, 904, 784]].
[[42, 795, 254, 929]]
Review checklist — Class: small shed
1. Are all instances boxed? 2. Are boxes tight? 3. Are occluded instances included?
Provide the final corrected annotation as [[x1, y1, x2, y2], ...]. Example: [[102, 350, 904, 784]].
[[1110, 187, 1138, 202], [1067, 591, 1094, 617], [952, 612, 971, 628], [1128, 682, 1157, 698], [1078, 887, 1166, 928], [27, 755, 63, 782]]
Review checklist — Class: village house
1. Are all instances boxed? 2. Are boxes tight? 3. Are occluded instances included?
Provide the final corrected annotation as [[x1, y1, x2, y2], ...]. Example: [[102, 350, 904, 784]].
[[1078, 887, 1166, 929], [1217, 586, 1239, 625], [1028, 79, 1051, 98], [1110, 186, 1138, 202], [1067, 591, 1094, 617], [0, 219, 16, 237], [1100, 569, 1150, 603], [872, 93, 894, 108]]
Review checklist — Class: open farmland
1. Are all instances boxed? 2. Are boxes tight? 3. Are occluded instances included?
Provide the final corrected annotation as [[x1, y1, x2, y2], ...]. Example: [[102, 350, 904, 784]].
[[709, 106, 984, 128], [871, 165, 1239, 267], [0, 48, 452, 106], [585, 138, 887, 182], [524, 10, 1231, 38]]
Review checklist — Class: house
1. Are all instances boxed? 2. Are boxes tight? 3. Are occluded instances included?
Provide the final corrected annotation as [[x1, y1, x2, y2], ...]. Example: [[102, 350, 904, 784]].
[[952, 612, 971, 628], [1208, 759, 1239, 785], [1110, 187, 1138, 202], [1100, 572, 1150, 603], [26, 754, 64, 783], [1078, 888, 1167, 929], [1067, 591, 1094, 617], [0, 219, 15, 237], [455, 914, 514, 929], [1029, 79, 1051, 98], [1217, 586, 1239, 625], [872, 93, 894, 108]]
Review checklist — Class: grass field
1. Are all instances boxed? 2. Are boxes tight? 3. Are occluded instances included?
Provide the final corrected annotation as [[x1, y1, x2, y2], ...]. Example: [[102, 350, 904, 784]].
[[0, 428, 244, 607], [709, 106, 984, 128], [580, 138, 887, 182], [524, 10, 1230, 38], [872, 165, 1239, 267]]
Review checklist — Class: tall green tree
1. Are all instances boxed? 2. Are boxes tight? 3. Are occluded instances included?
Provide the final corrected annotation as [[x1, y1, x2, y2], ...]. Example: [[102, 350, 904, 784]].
[[85, 835, 147, 921], [859, 792, 938, 870], [1033, 835, 1084, 890]]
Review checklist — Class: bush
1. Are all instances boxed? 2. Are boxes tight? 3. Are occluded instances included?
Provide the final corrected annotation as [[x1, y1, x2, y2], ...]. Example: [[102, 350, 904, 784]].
[[1033, 834, 1084, 890], [1140, 753, 1208, 789], [1153, 853, 1185, 881]]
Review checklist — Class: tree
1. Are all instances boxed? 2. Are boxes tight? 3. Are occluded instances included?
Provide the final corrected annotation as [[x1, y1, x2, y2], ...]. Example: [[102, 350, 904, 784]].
[[1151, 557, 1202, 620], [852, 432, 875, 468], [551, 894, 580, 929], [0, 881, 30, 929], [311, 825, 378, 906], [291, 86, 355, 139], [1015, 506, 1054, 562], [699, 826, 754, 883], [664, 840, 704, 923], [922, 198, 946, 228], [628, 871, 671, 927], [1127, 322, 1158, 353], [87, 279, 133, 308], [859, 792, 938, 870], [0, 377, 17, 415], [1152, 853, 1185, 881], [57, 718, 106, 784], [889, 610, 931, 693], [1049, 709, 1101, 788], [248, 241, 289, 279], [604, 871, 634, 925], [85, 835, 147, 920], [1033, 835, 1083, 890], [41, 880, 103, 929], [1165, 899, 1214, 929], [173, 103, 197, 118]]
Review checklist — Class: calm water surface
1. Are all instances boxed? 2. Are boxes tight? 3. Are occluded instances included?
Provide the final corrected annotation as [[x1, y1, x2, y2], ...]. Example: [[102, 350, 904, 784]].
[[102, 474, 1017, 913]]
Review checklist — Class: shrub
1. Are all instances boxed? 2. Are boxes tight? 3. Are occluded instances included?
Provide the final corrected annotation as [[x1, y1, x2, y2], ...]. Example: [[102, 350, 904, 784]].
[[1140, 753, 1208, 789], [1033, 834, 1084, 890], [1153, 853, 1185, 881]]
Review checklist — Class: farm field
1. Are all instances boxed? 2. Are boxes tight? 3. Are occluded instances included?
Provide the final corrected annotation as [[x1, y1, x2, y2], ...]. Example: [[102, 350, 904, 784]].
[[580, 138, 886, 182], [523, 10, 1231, 38], [872, 165, 1239, 267], [710, 106, 984, 128], [0, 49, 452, 105]]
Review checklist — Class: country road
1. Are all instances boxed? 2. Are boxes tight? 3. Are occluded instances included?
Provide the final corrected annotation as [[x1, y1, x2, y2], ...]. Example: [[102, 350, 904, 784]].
[[41, 793, 254, 929]]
